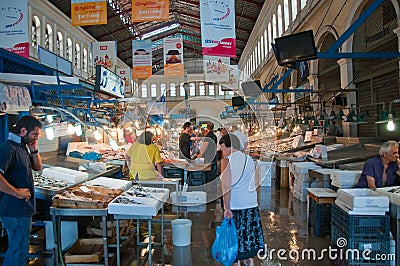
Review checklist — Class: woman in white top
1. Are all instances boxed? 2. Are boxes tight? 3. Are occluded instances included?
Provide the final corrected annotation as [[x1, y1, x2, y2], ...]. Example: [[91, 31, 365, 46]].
[[219, 134, 265, 266]]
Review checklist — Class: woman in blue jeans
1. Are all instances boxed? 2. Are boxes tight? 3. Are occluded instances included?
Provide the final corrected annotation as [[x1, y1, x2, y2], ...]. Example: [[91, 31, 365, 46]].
[[0, 115, 42, 265]]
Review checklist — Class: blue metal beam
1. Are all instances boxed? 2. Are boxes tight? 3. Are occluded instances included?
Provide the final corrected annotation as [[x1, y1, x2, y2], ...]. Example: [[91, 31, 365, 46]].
[[265, 68, 295, 92], [328, 0, 384, 53], [318, 52, 400, 59]]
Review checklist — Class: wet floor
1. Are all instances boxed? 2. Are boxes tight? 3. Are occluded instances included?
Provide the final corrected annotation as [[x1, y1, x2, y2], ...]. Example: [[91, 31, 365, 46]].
[[1, 185, 333, 265]]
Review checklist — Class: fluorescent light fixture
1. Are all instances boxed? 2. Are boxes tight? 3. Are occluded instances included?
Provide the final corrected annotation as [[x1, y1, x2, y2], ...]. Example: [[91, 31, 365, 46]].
[[67, 123, 76, 135], [142, 23, 180, 39], [93, 129, 102, 141], [46, 115, 54, 123], [387, 114, 395, 131], [75, 124, 82, 136]]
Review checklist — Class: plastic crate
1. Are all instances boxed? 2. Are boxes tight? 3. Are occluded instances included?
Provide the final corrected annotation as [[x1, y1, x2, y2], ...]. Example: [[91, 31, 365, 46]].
[[188, 171, 206, 186], [309, 199, 332, 236], [162, 167, 183, 178], [331, 224, 391, 265], [331, 204, 390, 238]]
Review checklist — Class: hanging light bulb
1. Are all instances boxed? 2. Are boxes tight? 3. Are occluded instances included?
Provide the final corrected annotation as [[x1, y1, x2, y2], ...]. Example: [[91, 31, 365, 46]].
[[46, 115, 54, 123], [75, 124, 82, 136], [93, 129, 102, 140], [45, 127, 55, 140], [109, 139, 118, 151], [67, 123, 76, 135], [387, 113, 395, 131]]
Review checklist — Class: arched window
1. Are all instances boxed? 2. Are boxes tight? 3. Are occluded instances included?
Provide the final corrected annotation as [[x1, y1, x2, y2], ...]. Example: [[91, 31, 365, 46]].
[[179, 83, 185, 97], [199, 83, 205, 96], [300, 0, 306, 9], [89, 52, 93, 75], [82, 48, 88, 72], [56, 32, 63, 56], [160, 83, 166, 98], [272, 14, 277, 41], [151, 84, 157, 97], [75, 43, 81, 69], [66, 38, 73, 62], [218, 84, 224, 95], [277, 5, 283, 37], [141, 84, 148, 98], [292, 0, 298, 21], [268, 22, 272, 51], [31, 16, 41, 48], [264, 29, 268, 56], [45, 24, 53, 51], [284, 0, 290, 31], [208, 84, 215, 96], [189, 83, 195, 96], [257, 41, 261, 66], [169, 83, 177, 97], [260, 37, 264, 61]]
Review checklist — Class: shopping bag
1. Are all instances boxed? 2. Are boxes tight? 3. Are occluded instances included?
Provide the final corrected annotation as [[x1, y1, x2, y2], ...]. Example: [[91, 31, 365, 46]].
[[211, 218, 238, 266]]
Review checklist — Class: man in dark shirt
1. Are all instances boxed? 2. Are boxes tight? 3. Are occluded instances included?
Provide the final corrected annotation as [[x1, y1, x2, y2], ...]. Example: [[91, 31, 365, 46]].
[[179, 121, 192, 160], [0, 115, 42, 266], [356, 140, 400, 188], [198, 121, 218, 182]]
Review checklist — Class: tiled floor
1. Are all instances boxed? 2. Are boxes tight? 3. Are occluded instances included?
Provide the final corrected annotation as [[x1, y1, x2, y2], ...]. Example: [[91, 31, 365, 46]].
[[0, 185, 333, 265]]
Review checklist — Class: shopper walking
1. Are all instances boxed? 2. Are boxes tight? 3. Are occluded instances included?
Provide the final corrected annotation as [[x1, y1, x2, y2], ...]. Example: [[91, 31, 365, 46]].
[[0, 115, 42, 266], [219, 134, 265, 266], [126, 131, 163, 180]]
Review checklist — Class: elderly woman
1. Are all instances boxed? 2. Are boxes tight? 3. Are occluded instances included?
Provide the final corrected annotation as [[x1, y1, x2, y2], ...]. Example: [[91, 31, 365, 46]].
[[126, 131, 163, 180], [219, 134, 265, 266]]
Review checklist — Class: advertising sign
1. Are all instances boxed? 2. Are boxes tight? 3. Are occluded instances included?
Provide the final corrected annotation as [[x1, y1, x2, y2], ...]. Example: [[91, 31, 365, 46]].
[[200, 0, 236, 57], [0, 83, 32, 113], [117, 67, 132, 94], [163, 37, 184, 77], [132, 40, 152, 79], [0, 0, 29, 58], [71, 0, 107, 26], [203, 56, 230, 82], [95, 65, 124, 98], [91, 41, 117, 70], [132, 0, 169, 22]]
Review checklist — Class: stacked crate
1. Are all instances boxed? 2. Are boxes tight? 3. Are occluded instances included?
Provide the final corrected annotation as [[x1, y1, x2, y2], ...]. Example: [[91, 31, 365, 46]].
[[291, 162, 321, 202], [330, 170, 361, 190], [331, 189, 391, 265]]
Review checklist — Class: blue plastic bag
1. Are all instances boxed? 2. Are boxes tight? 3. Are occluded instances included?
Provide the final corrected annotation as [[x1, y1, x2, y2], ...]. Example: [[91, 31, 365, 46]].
[[211, 218, 238, 266], [82, 151, 102, 161]]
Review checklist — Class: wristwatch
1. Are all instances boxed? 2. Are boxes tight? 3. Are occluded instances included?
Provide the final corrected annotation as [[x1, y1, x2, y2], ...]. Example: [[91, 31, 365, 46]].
[[30, 150, 39, 154]]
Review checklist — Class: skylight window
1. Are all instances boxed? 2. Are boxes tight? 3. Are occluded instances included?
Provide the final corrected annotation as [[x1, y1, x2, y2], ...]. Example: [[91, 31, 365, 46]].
[[142, 23, 180, 39]]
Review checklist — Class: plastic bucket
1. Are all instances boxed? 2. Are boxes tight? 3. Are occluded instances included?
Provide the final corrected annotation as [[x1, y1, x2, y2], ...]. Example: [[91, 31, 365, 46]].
[[171, 219, 192, 246]]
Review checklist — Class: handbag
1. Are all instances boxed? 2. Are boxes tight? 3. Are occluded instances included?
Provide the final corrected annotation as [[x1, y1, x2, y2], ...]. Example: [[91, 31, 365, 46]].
[[211, 218, 238, 266]]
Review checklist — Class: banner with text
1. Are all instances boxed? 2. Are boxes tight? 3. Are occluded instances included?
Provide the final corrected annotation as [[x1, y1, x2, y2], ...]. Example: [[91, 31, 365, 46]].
[[117, 68, 132, 94], [132, 40, 152, 79], [71, 0, 107, 26], [200, 0, 236, 57], [0, 0, 29, 58], [132, 0, 169, 22], [203, 56, 230, 83], [91, 41, 117, 71], [163, 37, 184, 77]]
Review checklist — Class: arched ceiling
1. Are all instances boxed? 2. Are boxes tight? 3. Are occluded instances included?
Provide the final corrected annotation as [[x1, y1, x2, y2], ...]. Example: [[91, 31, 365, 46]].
[[47, 0, 264, 74]]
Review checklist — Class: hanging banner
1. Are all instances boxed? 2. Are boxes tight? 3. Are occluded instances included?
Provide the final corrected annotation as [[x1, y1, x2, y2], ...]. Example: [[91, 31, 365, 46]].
[[132, 40, 152, 79], [203, 56, 230, 82], [91, 41, 117, 70], [71, 0, 107, 26], [0, 0, 29, 58], [132, 0, 169, 22], [220, 64, 240, 91], [200, 0, 236, 57], [117, 67, 132, 94], [163, 37, 184, 77]]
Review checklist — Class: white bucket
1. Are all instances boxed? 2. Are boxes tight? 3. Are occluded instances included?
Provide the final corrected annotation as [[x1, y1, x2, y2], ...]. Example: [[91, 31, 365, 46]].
[[171, 219, 192, 246]]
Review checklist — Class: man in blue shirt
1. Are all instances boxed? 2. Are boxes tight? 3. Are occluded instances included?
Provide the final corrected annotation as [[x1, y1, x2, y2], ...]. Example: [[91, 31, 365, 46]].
[[0, 115, 42, 266], [356, 140, 400, 189]]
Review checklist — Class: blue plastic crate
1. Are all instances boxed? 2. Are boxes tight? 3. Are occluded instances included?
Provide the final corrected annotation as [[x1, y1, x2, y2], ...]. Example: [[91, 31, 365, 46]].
[[331, 204, 390, 238], [331, 223, 391, 265]]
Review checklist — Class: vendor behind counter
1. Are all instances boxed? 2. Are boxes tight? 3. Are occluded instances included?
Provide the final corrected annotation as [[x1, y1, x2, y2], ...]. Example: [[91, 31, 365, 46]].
[[355, 140, 400, 189]]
